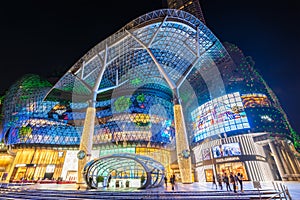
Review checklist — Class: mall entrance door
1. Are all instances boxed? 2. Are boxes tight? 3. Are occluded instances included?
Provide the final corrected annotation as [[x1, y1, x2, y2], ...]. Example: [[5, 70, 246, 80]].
[[216, 162, 248, 180]]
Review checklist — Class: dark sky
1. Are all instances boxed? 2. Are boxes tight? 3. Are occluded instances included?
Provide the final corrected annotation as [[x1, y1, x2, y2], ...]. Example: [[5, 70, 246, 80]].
[[0, 0, 299, 133]]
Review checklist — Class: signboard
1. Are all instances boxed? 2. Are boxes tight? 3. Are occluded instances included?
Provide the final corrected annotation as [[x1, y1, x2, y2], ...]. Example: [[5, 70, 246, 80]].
[[216, 156, 240, 163]]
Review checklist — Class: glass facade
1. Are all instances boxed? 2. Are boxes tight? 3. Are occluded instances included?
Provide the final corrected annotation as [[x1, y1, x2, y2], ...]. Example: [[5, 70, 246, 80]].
[[1, 74, 81, 146], [222, 42, 292, 138]]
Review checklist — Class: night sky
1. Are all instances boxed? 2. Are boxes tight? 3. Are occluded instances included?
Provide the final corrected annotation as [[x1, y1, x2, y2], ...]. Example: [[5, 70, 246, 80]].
[[0, 1, 299, 134]]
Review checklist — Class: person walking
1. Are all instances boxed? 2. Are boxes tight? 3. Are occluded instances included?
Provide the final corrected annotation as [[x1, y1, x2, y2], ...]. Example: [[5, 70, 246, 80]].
[[170, 174, 175, 191], [107, 174, 112, 188], [164, 175, 168, 188], [230, 172, 237, 193], [217, 174, 223, 190], [237, 173, 244, 192], [223, 173, 231, 191], [212, 174, 217, 189], [88, 176, 93, 189]]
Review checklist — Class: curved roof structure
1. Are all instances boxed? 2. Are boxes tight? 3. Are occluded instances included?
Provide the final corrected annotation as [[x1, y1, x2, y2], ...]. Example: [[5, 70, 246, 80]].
[[3, 9, 292, 147], [45, 9, 230, 106], [2, 9, 244, 147], [83, 153, 165, 189]]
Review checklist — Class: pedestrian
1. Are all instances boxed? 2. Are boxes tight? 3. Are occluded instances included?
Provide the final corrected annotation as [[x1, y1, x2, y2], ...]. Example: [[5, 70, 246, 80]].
[[164, 175, 168, 188], [223, 173, 231, 191], [229, 172, 237, 193], [107, 174, 112, 187], [234, 173, 239, 191], [88, 176, 93, 189], [217, 174, 223, 190], [170, 174, 175, 191], [212, 174, 217, 189], [237, 173, 244, 192]]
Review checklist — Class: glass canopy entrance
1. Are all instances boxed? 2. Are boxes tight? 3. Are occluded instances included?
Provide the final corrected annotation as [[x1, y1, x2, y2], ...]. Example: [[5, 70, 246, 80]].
[[83, 153, 165, 189]]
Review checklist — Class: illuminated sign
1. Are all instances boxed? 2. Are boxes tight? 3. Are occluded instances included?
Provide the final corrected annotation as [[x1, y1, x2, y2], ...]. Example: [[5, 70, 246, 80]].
[[255, 156, 266, 161], [191, 92, 250, 142], [216, 156, 240, 163], [15, 164, 26, 167], [16, 164, 36, 167]]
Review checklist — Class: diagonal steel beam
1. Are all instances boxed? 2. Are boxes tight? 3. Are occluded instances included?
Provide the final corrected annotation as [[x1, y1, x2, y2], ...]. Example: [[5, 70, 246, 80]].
[[176, 40, 216, 89], [70, 72, 92, 93], [126, 29, 177, 91], [92, 44, 108, 104], [147, 16, 168, 48]]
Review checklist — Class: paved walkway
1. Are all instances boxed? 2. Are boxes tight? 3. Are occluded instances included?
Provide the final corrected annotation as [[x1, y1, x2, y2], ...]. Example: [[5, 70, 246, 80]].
[[1, 181, 299, 199]]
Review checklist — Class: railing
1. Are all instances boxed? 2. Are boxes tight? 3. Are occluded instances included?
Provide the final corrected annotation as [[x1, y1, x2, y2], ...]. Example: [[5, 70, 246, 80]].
[[268, 181, 292, 200]]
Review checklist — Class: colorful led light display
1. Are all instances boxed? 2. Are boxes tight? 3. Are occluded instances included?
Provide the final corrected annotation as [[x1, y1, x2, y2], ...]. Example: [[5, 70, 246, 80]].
[[191, 92, 250, 142], [241, 93, 271, 108]]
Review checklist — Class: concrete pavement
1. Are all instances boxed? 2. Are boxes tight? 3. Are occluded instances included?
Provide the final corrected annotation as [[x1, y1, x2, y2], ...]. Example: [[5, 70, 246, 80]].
[[0, 181, 299, 199]]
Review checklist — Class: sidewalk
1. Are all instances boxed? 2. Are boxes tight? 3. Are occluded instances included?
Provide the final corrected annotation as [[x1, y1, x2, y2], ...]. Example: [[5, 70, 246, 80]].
[[1, 180, 299, 199]]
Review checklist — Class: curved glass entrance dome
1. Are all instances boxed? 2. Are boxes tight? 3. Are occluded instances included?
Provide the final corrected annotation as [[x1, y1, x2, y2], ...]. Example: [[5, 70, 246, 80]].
[[83, 153, 165, 189]]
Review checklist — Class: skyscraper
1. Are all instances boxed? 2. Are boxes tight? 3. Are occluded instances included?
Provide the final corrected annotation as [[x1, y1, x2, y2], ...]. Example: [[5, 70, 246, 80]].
[[166, 0, 206, 24]]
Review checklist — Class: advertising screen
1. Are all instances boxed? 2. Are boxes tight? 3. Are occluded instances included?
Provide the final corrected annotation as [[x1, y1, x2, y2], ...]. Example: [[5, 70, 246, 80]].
[[212, 142, 241, 158], [191, 92, 250, 142]]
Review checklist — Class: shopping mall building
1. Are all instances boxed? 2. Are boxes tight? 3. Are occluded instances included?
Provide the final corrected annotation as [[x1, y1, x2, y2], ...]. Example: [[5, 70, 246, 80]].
[[0, 8, 300, 187]]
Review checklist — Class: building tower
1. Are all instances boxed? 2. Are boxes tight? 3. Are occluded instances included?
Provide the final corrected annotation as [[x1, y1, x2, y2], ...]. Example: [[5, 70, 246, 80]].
[[166, 0, 206, 24]]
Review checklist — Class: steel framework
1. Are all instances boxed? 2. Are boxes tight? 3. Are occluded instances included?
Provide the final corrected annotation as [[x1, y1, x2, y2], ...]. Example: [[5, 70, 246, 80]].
[[83, 153, 165, 189]]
